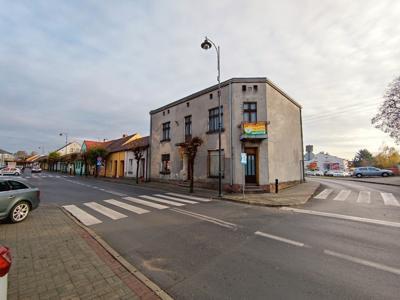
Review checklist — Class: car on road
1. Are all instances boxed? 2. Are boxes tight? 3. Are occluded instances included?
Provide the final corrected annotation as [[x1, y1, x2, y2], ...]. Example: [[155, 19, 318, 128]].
[[0, 178, 40, 223], [31, 166, 42, 173], [325, 170, 349, 177], [352, 167, 394, 178], [0, 168, 21, 176]]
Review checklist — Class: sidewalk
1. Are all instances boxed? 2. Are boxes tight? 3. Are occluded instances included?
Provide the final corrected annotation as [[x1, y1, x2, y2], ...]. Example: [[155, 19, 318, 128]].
[[96, 176, 320, 207], [222, 181, 320, 206], [0, 205, 165, 300], [335, 176, 400, 187]]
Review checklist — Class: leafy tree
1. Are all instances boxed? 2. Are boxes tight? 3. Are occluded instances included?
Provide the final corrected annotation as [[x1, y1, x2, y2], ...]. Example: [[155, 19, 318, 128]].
[[133, 147, 145, 184], [48, 151, 60, 171], [86, 147, 108, 177], [177, 137, 203, 193], [15, 150, 28, 159], [374, 146, 400, 169], [372, 76, 400, 144], [353, 149, 374, 167]]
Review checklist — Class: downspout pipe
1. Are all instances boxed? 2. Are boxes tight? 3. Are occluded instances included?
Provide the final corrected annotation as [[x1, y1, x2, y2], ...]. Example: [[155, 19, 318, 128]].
[[300, 108, 305, 182], [229, 82, 234, 187], [148, 113, 152, 182]]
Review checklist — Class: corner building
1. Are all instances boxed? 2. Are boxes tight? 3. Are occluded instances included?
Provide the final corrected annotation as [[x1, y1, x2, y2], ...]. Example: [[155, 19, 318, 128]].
[[149, 77, 304, 192]]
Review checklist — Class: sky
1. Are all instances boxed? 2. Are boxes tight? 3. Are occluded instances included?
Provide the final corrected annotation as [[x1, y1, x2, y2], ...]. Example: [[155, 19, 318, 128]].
[[0, 0, 399, 159]]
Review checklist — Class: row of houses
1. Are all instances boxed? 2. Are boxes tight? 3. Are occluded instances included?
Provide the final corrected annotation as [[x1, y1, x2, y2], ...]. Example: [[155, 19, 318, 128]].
[[28, 77, 305, 192], [33, 134, 150, 181]]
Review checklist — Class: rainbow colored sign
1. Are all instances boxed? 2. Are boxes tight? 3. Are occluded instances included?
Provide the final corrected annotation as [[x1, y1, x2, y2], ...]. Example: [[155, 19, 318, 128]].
[[243, 122, 267, 135]]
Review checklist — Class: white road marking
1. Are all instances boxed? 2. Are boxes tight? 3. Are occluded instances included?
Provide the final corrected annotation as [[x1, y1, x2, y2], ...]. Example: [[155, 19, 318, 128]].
[[166, 192, 212, 202], [84, 202, 127, 220], [25, 176, 31, 179], [381, 193, 400, 207], [140, 195, 185, 207], [333, 190, 351, 201], [105, 190, 127, 197], [281, 207, 400, 228], [63, 205, 102, 226], [154, 194, 198, 204], [357, 191, 371, 203], [47, 175, 53, 178], [254, 231, 306, 247], [324, 249, 400, 276], [104, 199, 149, 214], [314, 189, 333, 199], [56, 176, 60, 178], [170, 208, 237, 230], [41, 176, 47, 178], [123, 196, 168, 209]]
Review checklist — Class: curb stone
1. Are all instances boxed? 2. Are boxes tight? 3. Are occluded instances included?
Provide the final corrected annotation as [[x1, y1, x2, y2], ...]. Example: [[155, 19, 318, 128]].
[[217, 182, 321, 207], [336, 178, 400, 187], [61, 207, 174, 300]]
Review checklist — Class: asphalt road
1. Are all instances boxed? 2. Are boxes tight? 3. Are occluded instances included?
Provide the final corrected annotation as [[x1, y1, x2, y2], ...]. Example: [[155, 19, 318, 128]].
[[18, 170, 400, 299]]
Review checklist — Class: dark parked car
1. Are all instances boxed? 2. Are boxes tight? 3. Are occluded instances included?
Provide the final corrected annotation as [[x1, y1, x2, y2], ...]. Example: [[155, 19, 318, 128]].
[[353, 167, 394, 178], [0, 178, 40, 223]]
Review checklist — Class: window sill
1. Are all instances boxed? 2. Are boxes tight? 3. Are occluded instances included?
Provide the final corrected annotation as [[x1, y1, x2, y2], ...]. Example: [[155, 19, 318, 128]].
[[160, 139, 171, 143], [159, 171, 171, 175], [206, 128, 225, 135]]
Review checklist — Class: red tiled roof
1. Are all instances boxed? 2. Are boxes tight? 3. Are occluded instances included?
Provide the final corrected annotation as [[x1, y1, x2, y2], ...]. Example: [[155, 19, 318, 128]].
[[83, 134, 149, 154]]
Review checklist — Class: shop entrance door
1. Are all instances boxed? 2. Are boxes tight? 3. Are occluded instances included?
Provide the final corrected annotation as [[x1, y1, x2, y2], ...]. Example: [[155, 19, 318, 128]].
[[245, 148, 257, 183]]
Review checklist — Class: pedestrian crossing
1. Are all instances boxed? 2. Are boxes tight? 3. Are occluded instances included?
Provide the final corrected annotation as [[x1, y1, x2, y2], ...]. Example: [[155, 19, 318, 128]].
[[63, 193, 212, 226], [314, 189, 400, 207]]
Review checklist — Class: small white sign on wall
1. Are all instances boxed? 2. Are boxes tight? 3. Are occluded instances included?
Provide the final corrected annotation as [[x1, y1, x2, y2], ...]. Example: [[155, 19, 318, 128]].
[[240, 153, 247, 164]]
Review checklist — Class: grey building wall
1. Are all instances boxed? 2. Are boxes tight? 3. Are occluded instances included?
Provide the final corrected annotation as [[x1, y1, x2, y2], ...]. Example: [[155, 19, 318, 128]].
[[266, 83, 303, 184], [149, 77, 303, 191]]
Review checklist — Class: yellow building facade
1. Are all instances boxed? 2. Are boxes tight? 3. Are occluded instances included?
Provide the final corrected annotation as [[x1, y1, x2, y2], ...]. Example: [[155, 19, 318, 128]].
[[105, 151, 125, 178]]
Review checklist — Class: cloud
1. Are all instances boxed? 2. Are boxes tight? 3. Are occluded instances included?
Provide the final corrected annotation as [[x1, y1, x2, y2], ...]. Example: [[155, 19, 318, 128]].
[[0, 0, 399, 158]]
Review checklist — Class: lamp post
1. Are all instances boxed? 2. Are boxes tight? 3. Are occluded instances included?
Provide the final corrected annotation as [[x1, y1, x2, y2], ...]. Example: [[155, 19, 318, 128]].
[[201, 36, 222, 197], [59, 132, 68, 155]]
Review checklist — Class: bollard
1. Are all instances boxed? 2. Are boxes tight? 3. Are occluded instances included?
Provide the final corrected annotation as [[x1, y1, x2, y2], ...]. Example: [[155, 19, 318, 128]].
[[275, 179, 279, 193]]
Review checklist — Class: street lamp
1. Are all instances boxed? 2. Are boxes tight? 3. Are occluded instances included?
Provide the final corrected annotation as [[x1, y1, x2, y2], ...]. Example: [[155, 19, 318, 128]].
[[201, 36, 222, 197], [59, 132, 68, 155]]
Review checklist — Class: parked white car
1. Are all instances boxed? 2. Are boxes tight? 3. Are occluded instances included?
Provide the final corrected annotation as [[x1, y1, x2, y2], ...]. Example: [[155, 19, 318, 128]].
[[0, 168, 21, 176], [325, 170, 349, 177]]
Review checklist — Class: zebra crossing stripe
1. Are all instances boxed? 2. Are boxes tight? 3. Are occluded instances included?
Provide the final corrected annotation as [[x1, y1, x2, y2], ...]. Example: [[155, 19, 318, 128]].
[[357, 191, 371, 203], [63, 205, 102, 225], [381, 193, 400, 207], [104, 199, 149, 214], [166, 192, 212, 202], [154, 194, 198, 204], [84, 202, 128, 219], [140, 195, 185, 207], [123, 196, 168, 209], [106, 190, 127, 197], [314, 189, 333, 200], [333, 190, 351, 201]]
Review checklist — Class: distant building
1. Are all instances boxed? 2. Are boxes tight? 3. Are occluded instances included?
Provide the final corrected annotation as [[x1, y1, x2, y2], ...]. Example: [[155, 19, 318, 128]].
[[0, 149, 14, 167], [150, 77, 304, 192], [304, 148, 348, 171]]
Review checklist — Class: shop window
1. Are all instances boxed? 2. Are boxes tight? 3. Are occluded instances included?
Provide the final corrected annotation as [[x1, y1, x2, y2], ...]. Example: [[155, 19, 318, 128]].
[[208, 150, 225, 178], [162, 122, 171, 141], [243, 102, 257, 122], [161, 154, 170, 174]]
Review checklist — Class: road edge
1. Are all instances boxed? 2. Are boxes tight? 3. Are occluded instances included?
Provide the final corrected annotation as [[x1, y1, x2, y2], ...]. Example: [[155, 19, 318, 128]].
[[217, 182, 321, 207], [61, 207, 174, 300], [333, 177, 400, 187]]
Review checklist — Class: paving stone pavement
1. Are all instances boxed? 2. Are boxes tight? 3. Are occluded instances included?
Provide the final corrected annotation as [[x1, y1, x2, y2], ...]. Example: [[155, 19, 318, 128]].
[[0, 205, 160, 300]]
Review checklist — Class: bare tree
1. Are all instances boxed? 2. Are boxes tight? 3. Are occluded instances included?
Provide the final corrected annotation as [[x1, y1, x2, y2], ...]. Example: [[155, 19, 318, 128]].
[[133, 147, 145, 184], [372, 76, 400, 144], [177, 137, 203, 193]]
